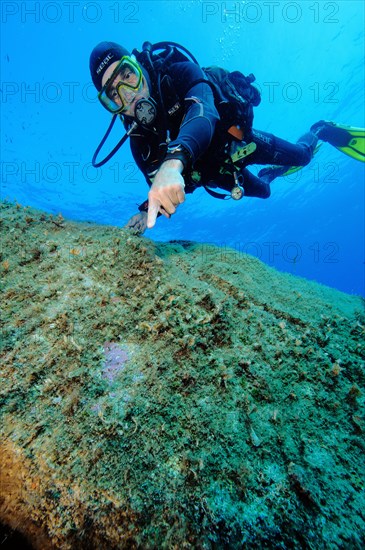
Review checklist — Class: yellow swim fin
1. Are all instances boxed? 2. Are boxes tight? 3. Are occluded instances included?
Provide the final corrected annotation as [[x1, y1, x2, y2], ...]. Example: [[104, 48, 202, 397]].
[[311, 121, 365, 162]]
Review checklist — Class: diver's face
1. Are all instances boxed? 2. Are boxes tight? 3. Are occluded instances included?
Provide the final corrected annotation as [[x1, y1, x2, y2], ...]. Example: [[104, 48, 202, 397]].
[[101, 60, 149, 117]]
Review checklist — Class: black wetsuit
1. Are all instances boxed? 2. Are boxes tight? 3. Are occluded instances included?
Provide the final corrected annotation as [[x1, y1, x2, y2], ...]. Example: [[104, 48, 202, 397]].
[[124, 61, 318, 209]]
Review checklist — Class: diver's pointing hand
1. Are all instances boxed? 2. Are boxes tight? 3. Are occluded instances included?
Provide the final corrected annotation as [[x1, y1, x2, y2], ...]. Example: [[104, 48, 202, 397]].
[[147, 160, 185, 229]]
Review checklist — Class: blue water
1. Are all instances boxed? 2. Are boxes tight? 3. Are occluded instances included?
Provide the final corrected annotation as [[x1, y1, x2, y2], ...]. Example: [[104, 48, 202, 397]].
[[1, 1, 364, 296]]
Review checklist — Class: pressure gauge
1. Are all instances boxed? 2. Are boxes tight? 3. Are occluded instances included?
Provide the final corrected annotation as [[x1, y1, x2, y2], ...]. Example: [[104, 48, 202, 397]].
[[231, 185, 244, 200]]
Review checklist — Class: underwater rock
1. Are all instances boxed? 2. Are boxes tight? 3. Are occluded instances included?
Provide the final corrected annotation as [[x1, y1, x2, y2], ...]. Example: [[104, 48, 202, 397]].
[[1, 201, 364, 549]]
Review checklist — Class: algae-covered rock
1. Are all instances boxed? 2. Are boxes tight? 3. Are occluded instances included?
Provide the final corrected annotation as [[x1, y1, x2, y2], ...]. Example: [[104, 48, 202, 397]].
[[1, 201, 364, 549]]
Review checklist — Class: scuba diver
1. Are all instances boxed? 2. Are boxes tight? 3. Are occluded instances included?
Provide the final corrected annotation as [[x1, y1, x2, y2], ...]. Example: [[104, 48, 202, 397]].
[[89, 41, 365, 235]]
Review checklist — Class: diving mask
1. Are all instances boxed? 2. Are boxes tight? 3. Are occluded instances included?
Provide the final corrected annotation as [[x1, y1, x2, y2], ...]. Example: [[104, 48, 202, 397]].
[[98, 56, 143, 114]]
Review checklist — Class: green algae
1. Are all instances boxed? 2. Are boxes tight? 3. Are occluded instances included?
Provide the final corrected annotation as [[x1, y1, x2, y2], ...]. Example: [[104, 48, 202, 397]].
[[0, 200, 364, 549]]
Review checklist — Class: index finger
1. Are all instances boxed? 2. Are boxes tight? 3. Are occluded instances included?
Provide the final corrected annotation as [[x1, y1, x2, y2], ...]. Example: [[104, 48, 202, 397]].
[[147, 198, 160, 229]]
